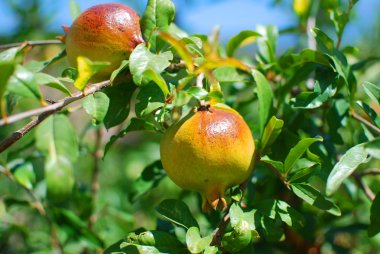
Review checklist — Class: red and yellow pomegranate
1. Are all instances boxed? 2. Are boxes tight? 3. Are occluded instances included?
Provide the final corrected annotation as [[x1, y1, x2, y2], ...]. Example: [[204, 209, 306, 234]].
[[160, 105, 255, 211], [64, 3, 144, 81]]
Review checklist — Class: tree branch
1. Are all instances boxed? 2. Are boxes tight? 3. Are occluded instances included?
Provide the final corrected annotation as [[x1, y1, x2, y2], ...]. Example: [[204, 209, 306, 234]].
[[89, 127, 103, 229], [359, 169, 380, 176], [350, 110, 380, 135], [0, 40, 62, 50], [353, 173, 375, 201], [0, 80, 111, 153]]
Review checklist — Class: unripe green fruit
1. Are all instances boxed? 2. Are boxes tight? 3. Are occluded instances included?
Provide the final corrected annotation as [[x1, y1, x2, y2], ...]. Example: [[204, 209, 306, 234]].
[[65, 3, 144, 81], [160, 105, 255, 211]]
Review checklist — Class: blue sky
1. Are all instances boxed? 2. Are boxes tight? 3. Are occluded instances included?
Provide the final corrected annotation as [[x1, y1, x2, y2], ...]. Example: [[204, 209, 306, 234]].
[[0, 0, 378, 48]]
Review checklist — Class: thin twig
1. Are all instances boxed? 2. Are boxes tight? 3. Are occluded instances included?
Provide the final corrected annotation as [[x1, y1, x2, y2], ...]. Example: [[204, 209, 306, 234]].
[[0, 81, 111, 153], [359, 169, 380, 176], [350, 110, 380, 135], [353, 173, 375, 201], [0, 40, 62, 50], [210, 209, 230, 251], [89, 127, 102, 229]]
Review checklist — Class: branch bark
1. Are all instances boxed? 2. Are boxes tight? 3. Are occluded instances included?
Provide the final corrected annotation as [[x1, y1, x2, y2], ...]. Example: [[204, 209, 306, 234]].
[[0, 40, 62, 50], [0, 80, 110, 153], [350, 110, 380, 135], [353, 173, 375, 201]]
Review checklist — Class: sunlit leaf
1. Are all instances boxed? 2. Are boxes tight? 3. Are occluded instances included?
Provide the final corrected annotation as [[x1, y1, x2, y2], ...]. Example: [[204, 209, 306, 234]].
[[12, 162, 36, 190], [291, 183, 341, 216], [69, 0, 81, 20], [73, 56, 110, 91], [284, 137, 323, 174], [326, 144, 369, 196], [252, 69, 273, 135], [226, 30, 261, 57], [261, 116, 284, 149], [35, 72, 71, 96], [82, 92, 110, 124], [186, 227, 212, 254]]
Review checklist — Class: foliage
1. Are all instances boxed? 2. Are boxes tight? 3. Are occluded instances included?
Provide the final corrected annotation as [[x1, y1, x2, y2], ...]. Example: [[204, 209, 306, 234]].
[[0, 0, 380, 253]]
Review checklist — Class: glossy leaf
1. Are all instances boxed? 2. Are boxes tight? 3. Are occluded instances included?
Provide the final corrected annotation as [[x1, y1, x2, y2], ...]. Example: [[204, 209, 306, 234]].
[[0, 62, 15, 102], [7, 65, 43, 100], [25, 49, 66, 72], [103, 81, 136, 129], [284, 137, 323, 174], [73, 56, 110, 91], [82, 92, 110, 124], [35, 72, 71, 96], [186, 227, 212, 254], [222, 221, 252, 253], [364, 138, 380, 159], [260, 156, 284, 174], [143, 68, 170, 96], [261, 116, 284, 149], [156, 199, 199, 229], [13, 162, 36, 190], [226, 30, 261, 57], [229, 203, 256, 231], [141, 0, 175, 43], [326, 144, 369, 196], [135, 83, 165, 118], [257, 25, 278, 64], [110, 60, 129, 82], [129, 44, 173, 85], [122, 230, 185, 254], [368, 193, 380, 237], [363, 81, 380, 105], [252, 69, 273, 135], [291, 183, 341, 216], [0, 46, 22, 62]]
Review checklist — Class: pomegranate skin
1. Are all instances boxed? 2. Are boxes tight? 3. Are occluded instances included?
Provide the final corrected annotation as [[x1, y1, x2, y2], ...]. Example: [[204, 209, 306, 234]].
[[160, 106, 255, 211], [65, 3, 145, 81]]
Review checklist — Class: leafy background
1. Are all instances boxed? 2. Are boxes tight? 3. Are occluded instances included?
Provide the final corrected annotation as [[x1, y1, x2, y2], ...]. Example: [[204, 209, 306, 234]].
[[0, 0, 379, 253]]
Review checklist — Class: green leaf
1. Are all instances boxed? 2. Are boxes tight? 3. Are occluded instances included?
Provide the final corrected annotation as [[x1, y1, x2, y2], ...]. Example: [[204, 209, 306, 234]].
[[141, 0, 175, 45], [0, 62, 15, 103], [226, 30, 261, 57], [261, 116, 284, 149], [129, 44, 173, 85], [123, 230, 185, 254], [186, 87, 208, 100], [129, 161, 166, 202], [12, 162, 36, 190], [311, 28, 334, 55], [368, 193, 380, 237], [45, 155, 74, 203], [252, 69, 273, 135], [35, 72, 71, 96], [135, 83, 165, 118], [204, 246, 219, 254], [156, 199, 199, 229], [260, 156, 284, 174], [7, 65, 43, 100], [364, 138, 380, 159], [222, 221, 252, 253], [110, 60, 129, 82], [69, 0, 81, 20], [288, 163, 320, 183], [103, 81, 136, 129], [213, 67, 251, 83], [257, 25, 278, 64], [82, 92, 110, 124], [326, 144, 369, 196], [104, 118, 156, 156], [0, 46, 23, 62], [229, 203, 256, 231], [291, 183, 341, 216], [73, 56, 110, 90], [35, 114, 79, 163], [363, 81, 380, 105], [143, 68, 170, 96], [25, 49, 66, 72], [284, 137, 323, 174], [186, 227, 212, 254]]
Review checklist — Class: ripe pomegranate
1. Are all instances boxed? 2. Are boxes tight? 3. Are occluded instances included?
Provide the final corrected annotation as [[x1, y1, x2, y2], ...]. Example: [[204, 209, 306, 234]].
[[160, 105, 255, 211], [64, 3, 145, 81]]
